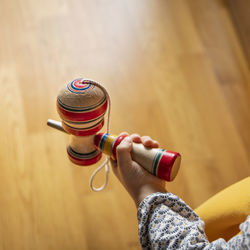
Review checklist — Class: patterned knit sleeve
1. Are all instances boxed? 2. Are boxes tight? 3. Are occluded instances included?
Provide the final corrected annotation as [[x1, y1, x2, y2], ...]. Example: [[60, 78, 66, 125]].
[[137, 192, 250, 249]]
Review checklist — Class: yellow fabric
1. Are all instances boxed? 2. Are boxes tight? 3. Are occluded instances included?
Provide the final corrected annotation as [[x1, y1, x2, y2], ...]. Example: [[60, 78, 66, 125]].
[[195, 176, 250, 241]]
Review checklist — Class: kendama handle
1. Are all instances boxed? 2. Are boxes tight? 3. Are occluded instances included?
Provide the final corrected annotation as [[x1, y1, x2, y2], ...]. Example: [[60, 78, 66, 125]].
[[94, 133, 181, 182], [47, 120, 181, 182]]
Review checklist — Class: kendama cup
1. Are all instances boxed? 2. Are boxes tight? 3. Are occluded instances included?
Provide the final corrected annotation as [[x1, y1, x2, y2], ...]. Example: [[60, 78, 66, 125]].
[[54, 78, 181, 182]]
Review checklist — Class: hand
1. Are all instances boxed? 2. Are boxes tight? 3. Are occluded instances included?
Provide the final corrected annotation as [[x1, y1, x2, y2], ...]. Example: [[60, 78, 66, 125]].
[[110, 132, 167, 207]]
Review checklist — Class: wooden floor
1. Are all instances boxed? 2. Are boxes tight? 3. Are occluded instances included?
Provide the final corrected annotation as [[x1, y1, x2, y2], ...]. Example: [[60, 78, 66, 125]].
[[0, 0, 249, 249]]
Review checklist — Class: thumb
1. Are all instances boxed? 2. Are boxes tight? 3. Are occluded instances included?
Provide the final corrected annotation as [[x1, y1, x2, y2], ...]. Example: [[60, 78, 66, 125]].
[[116, 136, 133, 169]]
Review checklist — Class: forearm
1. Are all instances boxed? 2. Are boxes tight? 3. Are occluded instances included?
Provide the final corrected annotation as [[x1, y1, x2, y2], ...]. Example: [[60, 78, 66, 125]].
[[138, 192, 207, 249], [137, 192, 250, 249]]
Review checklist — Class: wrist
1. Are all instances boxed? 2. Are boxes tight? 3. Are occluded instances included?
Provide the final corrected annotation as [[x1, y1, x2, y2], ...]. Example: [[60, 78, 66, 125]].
[[133, 184, 167, 207]]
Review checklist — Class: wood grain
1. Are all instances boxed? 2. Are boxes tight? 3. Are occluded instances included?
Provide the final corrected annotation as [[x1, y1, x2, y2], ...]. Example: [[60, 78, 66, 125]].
[[227, 0, 250, 67], [0, 0, 249, 249]]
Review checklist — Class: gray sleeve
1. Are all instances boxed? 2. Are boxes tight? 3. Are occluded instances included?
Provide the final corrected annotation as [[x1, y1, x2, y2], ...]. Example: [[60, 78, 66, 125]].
[[137, 192, 250, 249]]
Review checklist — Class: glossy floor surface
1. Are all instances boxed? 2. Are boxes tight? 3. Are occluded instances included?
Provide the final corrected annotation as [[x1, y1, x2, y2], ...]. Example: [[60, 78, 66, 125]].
[[0, 0, 249, 249]]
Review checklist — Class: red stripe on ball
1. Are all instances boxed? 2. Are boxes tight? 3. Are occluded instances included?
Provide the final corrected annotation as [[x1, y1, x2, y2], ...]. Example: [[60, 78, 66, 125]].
[[57, 99, 108, 122]]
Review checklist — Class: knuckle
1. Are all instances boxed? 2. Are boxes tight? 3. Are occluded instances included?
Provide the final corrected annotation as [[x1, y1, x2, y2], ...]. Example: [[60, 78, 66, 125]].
[[142, 136, 151, 141], [131, 133, 140, 138], [119, 131, 129, 136], [116, 143, 128, 152]]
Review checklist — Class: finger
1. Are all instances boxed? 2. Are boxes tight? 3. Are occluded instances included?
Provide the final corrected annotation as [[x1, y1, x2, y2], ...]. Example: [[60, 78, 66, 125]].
[[141, 136, 154, 147], [119, 131, 129, 137], [152, 140, 159, 148], [116, 136, 133, 169], [110, 158, 117, 168], [110, 158, 119, 177], [130, 133, 141, 143]]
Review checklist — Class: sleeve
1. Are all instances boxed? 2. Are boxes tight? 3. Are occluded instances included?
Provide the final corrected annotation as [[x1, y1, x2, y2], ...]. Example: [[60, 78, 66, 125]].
[[137, 192, 250, 250]]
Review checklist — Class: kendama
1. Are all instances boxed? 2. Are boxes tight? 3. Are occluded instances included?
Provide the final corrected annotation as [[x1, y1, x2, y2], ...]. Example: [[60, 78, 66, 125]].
[[48, 78, 181, 183]]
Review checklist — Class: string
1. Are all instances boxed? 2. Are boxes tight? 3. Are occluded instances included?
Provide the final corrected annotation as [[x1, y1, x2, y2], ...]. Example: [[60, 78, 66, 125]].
[[83, 79, 111, 192]]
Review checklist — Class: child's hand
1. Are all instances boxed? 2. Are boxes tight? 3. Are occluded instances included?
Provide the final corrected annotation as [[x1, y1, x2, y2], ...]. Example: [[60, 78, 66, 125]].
[[110, 132, 167, 207]]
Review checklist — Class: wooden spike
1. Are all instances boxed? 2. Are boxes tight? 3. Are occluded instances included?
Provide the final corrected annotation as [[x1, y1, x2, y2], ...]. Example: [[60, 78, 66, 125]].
[[47, 119, 67, 133]]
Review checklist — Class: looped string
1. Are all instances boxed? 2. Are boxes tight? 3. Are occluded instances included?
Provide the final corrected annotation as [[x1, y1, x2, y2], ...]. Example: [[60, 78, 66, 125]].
[[89, 157, 110, 191], [83, 79, 111, 192]]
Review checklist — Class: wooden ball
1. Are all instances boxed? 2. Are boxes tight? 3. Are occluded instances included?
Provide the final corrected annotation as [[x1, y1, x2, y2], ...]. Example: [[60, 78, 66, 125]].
[[57, 78, 108, 136]]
